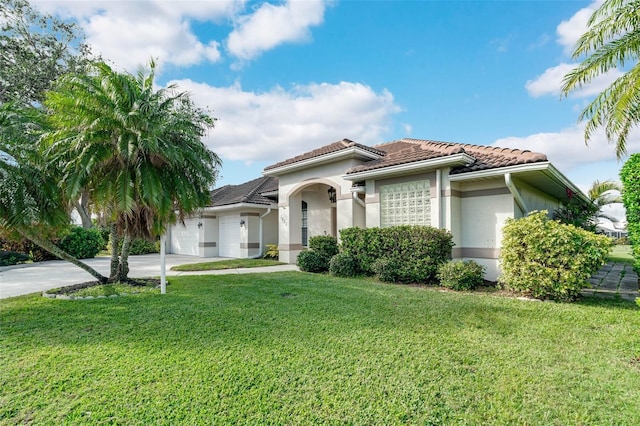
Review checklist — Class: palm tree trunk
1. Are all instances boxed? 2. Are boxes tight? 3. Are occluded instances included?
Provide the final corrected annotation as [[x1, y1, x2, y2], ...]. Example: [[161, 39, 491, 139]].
[[116, 233, 132, 282], [74, 190, 93, 229], [108, 223, 119, 282], [18, 229, 108, 283]]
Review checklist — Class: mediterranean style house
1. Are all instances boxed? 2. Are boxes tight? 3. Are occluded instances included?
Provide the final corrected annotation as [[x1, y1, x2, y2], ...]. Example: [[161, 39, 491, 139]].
[[167, 138, 586, 281]]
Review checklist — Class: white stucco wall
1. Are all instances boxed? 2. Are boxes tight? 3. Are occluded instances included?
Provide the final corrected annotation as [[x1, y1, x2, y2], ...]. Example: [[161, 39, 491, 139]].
[[456, 179, 515, 281], [518, 180, 562, 218]]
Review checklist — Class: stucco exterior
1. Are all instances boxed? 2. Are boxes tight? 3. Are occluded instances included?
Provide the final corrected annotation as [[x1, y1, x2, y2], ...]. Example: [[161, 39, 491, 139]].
[[170, 138, 586, 283]]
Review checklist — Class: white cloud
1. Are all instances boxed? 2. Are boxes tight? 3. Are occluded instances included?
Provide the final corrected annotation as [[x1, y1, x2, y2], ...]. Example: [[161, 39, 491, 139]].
[[31, 0, 244, 71], [170, 79, 400, 162], [525, 63, 622, 98], [556, 1, 601, 54], [227, 0, 327, 61], [492, 123, 640, 172], [525, 1, 622, 99]]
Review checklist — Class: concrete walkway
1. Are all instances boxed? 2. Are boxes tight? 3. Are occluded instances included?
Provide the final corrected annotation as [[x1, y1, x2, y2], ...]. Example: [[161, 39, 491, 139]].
[[582, 262, 639, 302], [0, 254, 298, 299]]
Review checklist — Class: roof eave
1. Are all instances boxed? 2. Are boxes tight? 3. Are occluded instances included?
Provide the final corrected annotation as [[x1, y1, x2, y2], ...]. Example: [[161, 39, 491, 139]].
[[342, 153, 475, 181], [263, 147, 384, 176], [204, 202, 277, 213], [448, 161, 589, 203]]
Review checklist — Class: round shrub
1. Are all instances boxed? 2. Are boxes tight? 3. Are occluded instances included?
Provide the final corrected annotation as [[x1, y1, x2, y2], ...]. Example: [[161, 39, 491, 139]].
[[58, 226, 104, 259], [329, 252, 359, 277], [309, 235, 339, 260], [297, 250, 328, 273], [499, 211, 611, 301], [437, 260, 485, 291]]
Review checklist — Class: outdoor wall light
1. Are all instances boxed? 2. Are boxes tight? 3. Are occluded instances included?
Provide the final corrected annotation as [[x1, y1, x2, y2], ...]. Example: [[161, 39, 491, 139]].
[[197, 222, 203, 229], [240, 219, 246, 227], [328, 187, 337, 203]]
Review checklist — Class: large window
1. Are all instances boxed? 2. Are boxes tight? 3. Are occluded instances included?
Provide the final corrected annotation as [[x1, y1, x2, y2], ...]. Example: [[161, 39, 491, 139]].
[[301, 200, 308, 246], [380, 180, 431, 227]]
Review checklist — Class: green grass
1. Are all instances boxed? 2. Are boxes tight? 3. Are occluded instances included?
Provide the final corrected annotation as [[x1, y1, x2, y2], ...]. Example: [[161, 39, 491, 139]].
[[1, 273, 639, 424], [170, 258, 283, 271], [608, 245, 635, 264]]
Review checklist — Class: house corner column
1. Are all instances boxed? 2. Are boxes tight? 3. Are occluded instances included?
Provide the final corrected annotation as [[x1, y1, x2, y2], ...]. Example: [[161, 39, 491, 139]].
[[278, 192, 303, 264]]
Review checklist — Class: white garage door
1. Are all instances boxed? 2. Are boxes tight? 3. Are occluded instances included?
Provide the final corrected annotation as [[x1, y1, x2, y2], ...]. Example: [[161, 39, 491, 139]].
[[219, 215, 241, 258], [170, 218, 200, 256]]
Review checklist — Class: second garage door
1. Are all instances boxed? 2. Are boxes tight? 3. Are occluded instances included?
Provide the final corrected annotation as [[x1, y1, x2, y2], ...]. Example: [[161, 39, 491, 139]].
[[219, 215, 241, 258]]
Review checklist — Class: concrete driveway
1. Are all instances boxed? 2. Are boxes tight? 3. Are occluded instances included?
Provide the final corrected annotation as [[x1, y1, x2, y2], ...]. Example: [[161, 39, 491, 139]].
[[0, 254, 215, 299]]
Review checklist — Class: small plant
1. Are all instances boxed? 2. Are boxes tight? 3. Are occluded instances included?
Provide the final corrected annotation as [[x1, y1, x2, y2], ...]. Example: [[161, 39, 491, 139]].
[[264, 244, 279, 260], [329, 252, 359, 277], [297, 250, 328, 273], [437, 260, 485, 291]]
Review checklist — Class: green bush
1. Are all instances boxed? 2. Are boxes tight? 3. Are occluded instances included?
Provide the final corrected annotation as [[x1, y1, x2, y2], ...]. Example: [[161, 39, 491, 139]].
[[620, 154, 640, 270], [437, 260, 485, 291], [129, 238, 158, 255], [108, 237, 159, 255], [329, 252, 359, 277], [340, 225, 454, 283], [0, 250, 30, 266], [499, 211, 612, 301], [57, 226, 105, 259], [1, 238, 57, 262], [308, 235, 338, 260], [297, 250, 328, 273]]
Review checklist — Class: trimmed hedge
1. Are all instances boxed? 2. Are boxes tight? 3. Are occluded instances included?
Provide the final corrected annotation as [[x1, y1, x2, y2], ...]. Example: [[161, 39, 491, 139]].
[[0, 250, 30, 266], [499, 211, 611, 301], [620, 154, 640, 270], [58, 226, 104, 259], [437, 260, 485, 291], [340, 225, 454, 284], [108, 237, 159, 255], [329, 252, 359, 277]]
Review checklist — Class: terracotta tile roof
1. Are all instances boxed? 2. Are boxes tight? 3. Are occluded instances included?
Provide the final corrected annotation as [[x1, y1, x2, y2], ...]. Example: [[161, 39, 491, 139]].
[[210, 176, 278, 207], [345, 138, 547, 175], [264, 138, 386, 171]]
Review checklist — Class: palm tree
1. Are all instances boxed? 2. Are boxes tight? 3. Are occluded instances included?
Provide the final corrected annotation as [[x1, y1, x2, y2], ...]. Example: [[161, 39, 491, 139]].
[[589, 179, 623, 224], [0, 103, 108, 282], [43, 61, 221, 282], [561, 0, 640, 159]]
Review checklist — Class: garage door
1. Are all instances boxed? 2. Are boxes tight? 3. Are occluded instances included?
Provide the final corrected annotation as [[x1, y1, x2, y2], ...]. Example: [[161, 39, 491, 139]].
[[170, 218, 200, 256], [219, 215, 241, 258]]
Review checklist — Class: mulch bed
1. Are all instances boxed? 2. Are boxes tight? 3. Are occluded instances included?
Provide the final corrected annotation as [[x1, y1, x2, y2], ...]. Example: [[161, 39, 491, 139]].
[[46, 278, 161, 295]]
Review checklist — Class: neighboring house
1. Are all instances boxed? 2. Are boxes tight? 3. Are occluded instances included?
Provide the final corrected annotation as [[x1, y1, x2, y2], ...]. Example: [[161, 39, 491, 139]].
[[167, 138, 586, 281]]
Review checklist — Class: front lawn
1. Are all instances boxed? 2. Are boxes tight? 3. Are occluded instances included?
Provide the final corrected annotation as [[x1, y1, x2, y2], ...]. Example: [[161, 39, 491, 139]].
[[608, 244, 635, 264], [1, 273, 639, 424], [170, 258, 283, 271]]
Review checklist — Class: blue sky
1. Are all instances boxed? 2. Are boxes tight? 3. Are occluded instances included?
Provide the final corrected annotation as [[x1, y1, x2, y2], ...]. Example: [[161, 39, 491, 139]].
[[33, 0, 638, 205]]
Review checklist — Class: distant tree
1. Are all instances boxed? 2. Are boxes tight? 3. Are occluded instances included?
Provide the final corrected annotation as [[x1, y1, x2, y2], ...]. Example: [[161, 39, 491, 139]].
[[561, 0, 640, 159], [44, 61, 221, 282], [589, 179, 623, 223], [0, 103, 107, 282], [0, 0, 93, 105]]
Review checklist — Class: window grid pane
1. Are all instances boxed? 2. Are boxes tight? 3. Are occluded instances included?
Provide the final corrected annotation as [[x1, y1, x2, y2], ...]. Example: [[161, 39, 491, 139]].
[[380, 180, 431, 227]]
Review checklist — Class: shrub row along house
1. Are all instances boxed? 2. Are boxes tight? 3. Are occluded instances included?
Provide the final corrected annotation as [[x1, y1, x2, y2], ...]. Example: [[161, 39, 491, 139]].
[[167, 138, 586, 281]]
